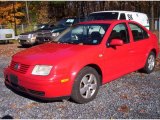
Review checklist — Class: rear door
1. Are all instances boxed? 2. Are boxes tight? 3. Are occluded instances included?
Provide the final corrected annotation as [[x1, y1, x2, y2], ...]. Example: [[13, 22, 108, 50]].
[[128, 23, 150, 69]]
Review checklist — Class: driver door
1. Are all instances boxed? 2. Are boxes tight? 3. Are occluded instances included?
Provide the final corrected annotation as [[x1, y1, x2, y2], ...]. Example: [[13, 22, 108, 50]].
[[103, 23, 134, 82]]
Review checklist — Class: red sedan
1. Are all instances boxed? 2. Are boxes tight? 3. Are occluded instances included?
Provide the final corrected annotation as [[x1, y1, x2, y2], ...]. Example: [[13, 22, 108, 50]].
[[4, 20, 159, 103]]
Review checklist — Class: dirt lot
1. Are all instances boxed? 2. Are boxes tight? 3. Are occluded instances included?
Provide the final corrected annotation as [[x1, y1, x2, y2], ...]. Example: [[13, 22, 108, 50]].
[[0, 43, 160, 119]]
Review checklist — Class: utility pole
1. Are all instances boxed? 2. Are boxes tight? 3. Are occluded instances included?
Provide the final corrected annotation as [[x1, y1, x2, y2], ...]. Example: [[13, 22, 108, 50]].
[[13, 2, 17, 36], [25, 1, 30, 24]]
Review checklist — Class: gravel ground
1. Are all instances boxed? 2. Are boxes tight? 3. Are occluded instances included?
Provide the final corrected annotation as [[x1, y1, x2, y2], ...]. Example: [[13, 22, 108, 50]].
[[0, 43, 160, 119]]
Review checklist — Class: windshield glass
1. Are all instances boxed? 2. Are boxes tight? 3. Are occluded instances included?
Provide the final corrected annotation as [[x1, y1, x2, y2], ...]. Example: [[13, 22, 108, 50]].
[[38, 27, 54, 30], [55, 19, 67, 26], [53, 24, 110, 45], [87, 12, 118, 21], [55, 18, 75, 27]]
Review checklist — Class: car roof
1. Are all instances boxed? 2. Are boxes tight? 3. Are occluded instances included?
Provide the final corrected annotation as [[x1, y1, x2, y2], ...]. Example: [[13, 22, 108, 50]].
[[90, 10, 146, 15], [78, 20, 149, 32], [78, 20, 136, 24]]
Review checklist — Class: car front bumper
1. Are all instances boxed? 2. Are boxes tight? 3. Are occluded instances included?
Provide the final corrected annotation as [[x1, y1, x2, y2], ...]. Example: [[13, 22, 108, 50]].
[[4, 67, 72, 99], [36, 37, 54, 44], [18, 38, 36, 45]]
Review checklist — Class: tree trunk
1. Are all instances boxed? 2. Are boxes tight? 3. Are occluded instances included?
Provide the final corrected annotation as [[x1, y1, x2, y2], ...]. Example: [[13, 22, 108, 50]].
[[151, 1, 154, 30], [13, 2, 17, 36]]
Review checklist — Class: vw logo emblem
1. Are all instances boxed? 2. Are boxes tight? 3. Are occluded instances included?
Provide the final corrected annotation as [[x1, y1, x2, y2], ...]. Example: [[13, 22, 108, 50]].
[[14, 63, 20, 70]]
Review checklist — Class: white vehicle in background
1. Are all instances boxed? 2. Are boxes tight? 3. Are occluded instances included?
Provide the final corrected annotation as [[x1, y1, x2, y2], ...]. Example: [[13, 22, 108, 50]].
[[0, 29, 15, 43], [87, 11, 150, 29]]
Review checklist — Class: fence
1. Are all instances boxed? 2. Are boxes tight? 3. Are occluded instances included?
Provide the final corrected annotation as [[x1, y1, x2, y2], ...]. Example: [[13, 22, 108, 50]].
[[0, 24, 40, 35]]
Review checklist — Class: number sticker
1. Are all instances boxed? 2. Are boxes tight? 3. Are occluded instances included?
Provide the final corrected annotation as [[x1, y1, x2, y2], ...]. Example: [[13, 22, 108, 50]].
[[127, 14, 133, 20]]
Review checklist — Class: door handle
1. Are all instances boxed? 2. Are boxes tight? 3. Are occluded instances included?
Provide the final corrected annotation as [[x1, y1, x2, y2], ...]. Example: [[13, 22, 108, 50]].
[[129, 49, 135, 53]]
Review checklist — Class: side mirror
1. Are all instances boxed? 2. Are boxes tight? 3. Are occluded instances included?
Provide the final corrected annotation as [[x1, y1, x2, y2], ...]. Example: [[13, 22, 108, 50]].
[[109, 39, 124, 46]]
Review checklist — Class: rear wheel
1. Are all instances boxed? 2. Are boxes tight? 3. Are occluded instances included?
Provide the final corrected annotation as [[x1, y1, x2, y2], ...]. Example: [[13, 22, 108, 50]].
[[141, 51, 156, 74], [71, 67, 100, 104]]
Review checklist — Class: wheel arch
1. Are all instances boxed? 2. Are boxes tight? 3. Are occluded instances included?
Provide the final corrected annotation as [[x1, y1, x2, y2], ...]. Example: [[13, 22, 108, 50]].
[[150, 48, 157, 57], [84, 64, 103, 85], [70, 63, 103, 87]]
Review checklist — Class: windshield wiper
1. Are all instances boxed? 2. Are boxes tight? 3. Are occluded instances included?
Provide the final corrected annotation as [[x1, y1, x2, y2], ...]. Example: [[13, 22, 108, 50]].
[[59, 41, 79, 44], [51, 41, 58, 43]]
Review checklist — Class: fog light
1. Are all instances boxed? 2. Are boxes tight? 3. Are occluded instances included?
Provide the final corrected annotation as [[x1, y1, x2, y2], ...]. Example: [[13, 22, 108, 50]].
[[61, 79, 69, 83]]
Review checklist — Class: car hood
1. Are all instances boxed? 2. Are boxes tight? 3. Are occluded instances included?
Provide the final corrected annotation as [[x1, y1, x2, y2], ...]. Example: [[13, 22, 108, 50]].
[[20, 30, 53, 35], [13, 43, 97, 65], [20, 30, 39, 35]]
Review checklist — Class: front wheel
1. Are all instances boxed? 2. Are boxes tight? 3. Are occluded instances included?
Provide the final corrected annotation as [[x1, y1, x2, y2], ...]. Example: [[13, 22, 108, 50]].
[[71, 67, 100, 104], [141, 51, 156, 74]]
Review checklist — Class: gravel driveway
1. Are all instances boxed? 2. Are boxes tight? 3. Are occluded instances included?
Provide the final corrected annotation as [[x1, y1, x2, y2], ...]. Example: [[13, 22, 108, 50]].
[[0, 43, 160, 119]]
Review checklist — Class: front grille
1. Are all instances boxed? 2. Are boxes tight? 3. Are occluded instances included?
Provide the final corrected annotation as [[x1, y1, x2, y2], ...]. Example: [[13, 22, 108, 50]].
[[19, 35, 28, 40], [10, 61, 30, 74], [28, 89, 45, 96], [37, 33, 52, 37]]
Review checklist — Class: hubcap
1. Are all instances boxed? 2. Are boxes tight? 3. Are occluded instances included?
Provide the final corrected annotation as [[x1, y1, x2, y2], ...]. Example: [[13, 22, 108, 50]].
[[148, 55, 155, 71], [80, 74, 97, 99]]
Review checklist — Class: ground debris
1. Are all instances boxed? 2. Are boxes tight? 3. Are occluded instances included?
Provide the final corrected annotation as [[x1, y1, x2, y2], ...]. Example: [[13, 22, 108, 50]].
[[117, 104, 130, 113]]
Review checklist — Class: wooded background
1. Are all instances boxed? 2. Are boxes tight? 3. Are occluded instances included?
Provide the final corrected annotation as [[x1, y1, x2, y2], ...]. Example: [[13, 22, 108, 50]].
[[0, 1, 159, 31]]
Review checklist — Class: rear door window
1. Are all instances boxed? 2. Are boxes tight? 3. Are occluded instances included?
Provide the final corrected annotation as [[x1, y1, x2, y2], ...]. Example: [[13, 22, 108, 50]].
[[129, 23, 149, 41]]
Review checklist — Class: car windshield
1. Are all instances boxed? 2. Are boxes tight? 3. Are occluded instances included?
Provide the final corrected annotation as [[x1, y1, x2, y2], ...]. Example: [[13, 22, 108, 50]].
[[55, 18, 83, 27], [87, 12, 119, 21], [55, 18, 75, 27], [52, 24, 110, 45], [38, 27, 54, 30], [55, 19, 67, 27]]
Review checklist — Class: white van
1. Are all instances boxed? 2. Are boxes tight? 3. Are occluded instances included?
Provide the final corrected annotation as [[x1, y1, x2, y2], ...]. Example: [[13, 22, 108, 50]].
[[0, 29, 15, 43], [87, 11, 150, 29]]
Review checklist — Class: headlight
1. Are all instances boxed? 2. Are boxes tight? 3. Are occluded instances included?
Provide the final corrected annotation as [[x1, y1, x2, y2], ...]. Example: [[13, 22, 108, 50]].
[[52, 32, 59, 37], [32, 65, 53, 76], [28, 34, 32, 38], [31, 34, 37, 41], [32, 34, 37, 38], [18, 35, 21, 38]]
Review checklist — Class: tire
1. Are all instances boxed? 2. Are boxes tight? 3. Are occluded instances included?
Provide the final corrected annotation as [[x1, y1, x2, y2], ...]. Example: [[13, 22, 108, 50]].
[[21, 44, 32, 48], [3, 40, 9, 44], [21, 44, 27, 47], [6, 40, 9, 44], [71, 66, 100, 104], [141, 51, 156, 74]]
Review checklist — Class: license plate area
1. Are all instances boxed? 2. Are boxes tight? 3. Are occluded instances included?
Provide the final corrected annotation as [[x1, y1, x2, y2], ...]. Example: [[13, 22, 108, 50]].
[[10, 74, 18, 85]]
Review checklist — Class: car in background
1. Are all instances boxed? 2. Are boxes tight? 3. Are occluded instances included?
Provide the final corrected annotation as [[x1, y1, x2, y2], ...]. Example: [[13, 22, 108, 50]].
[[4, 20, 159, 103], [18, 24, 54, 47], [18, 17, 85, 46], [36, 17, 85, 44], [87, 11, 149, 29]]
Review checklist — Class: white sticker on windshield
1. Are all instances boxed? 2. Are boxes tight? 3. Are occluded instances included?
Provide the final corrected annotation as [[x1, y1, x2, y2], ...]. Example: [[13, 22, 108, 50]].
[[93, 40, 98, 44], [66, 19, 74, 23], [40, 25, 45, 28]]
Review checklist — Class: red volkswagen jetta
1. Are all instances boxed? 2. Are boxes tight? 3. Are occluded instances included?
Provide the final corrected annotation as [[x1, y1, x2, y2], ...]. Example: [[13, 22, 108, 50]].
[[4, 20, 159, 103]]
